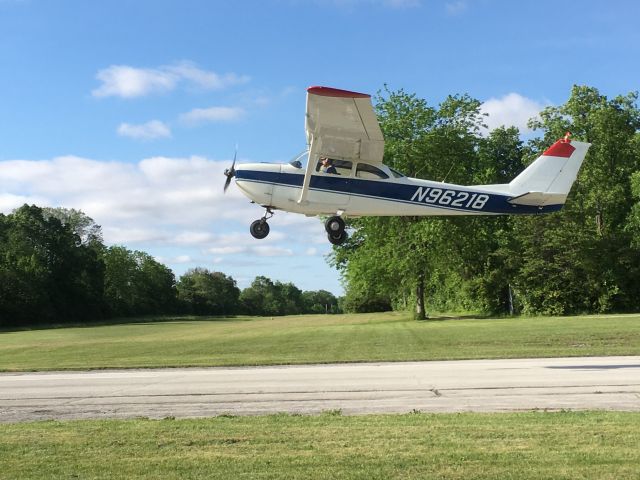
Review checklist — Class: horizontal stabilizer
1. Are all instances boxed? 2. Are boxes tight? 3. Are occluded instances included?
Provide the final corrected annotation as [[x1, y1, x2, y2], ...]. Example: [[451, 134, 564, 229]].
[[508, 191, 567, 206]]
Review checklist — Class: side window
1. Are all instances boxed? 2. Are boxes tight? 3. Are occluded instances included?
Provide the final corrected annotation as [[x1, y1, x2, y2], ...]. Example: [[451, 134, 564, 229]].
[[356, 163, 389, 180], [334, 160, 353, 176], [315, 158, 353, 176]]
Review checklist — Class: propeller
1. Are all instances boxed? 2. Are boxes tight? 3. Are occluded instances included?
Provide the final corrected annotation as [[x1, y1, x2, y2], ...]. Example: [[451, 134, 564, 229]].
[[223, 148, 237, 193]]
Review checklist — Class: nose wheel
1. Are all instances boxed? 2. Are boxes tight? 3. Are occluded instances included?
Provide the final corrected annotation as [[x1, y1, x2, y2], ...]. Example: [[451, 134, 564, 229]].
[[250, 219, 270, 239], [250, 208, 274, 240], [325, 215, 348, 245]]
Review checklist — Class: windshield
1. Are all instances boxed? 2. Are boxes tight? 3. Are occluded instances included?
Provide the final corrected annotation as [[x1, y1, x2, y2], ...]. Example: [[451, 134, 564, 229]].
[[389, 167, 406, 178], [288, 150, 309, 168]]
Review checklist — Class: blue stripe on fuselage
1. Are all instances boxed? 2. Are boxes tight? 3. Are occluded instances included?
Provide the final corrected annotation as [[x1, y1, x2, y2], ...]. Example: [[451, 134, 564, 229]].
[[235, 170, 562, 215]]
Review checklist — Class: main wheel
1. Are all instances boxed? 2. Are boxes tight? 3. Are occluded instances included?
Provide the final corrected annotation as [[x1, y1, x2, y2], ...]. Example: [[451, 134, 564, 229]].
[[325, 216, 345, 234], [327, 230, 348, 245], [250, 220, 270, 239]]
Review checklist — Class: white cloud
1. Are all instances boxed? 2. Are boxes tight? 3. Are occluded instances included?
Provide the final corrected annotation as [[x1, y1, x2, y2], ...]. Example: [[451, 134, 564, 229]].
[[92, 65, 176, 98], [117, 120, 171, 140], [92, 61, 249, 98], [445, 1, 467, 15], [0, 193, 49, 211], [0, 155, 244, 227], [166, 62, 250, 90], [173, 231, 217, 245], [155, 254, 193, 265], [480, 93, 546, 134], [102, 226, 169, 244], [251, 246, 294, 257], [0, 155, 321, 247], [206, 245, 293, 257], [0, 155, 339, 291], [179, 106, 245, 125], [208, 246, 248, 255]]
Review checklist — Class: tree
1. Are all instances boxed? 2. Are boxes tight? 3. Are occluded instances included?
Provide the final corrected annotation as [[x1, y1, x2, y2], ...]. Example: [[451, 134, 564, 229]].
[[301, 289, 340, 314], [510, 86, 640, 313], [41, 207, 103, 247], [177, 268, 240, 315], [103, 246, 177, 316], [331, 88, 487, 318], [239, 276, 304, 316], [0, 205, 105, 326], [330, 84, 640, 317]]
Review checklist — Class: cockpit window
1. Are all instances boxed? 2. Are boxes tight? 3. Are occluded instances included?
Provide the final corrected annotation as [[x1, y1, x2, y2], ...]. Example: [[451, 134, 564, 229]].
[[356, 163, 389, 180]]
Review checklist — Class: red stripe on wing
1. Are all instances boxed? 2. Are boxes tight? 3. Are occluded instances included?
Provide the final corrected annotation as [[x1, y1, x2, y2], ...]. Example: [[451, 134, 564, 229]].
[[307, 86, 370, 98]]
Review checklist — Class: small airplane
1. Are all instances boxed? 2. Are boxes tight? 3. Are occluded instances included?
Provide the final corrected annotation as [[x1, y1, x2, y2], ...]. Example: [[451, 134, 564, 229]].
[[223, 86, 590, 245]]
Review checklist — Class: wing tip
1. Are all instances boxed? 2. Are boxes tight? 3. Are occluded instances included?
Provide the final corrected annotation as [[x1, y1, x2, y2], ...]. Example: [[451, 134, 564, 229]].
[[307, 86, 370, 99]]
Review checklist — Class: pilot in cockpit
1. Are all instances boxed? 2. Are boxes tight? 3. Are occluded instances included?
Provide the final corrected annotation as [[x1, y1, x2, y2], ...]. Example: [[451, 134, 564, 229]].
[[320, 157, 338, 175]]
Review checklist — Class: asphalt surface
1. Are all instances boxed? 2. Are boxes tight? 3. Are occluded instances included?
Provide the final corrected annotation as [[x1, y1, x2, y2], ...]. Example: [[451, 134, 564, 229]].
[[1, 356, 639, 422]]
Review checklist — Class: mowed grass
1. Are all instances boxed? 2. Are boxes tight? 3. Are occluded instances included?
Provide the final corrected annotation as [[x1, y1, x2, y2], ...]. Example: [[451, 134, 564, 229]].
[[1, 312, 640, 371], [1, 412, 639, 479]]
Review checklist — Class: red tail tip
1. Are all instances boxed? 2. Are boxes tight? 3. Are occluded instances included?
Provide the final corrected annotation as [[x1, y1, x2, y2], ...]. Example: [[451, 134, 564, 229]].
[[544, 137, 576, 158]]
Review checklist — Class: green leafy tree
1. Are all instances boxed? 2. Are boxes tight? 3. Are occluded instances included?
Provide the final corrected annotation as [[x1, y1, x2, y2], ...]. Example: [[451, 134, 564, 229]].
[[301, 289, 340, 314], [332, 88, 486, 318], [41, 207, 104, 247], [103, 246, 177, 316], [331, 85, 640, 316], [511, 86, 640, 313], [0, 205, 105, 326], [239, 276, 307, 316], [240, 276, 280, 316], [177, 268, 240, 315]]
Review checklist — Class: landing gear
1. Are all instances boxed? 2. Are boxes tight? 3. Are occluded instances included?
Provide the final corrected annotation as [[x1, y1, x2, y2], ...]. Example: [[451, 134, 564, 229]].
[[250, 208, 274, 240], [325, 215, 348, 245], [250, 219, 270, 239], [328, 230, 348, 245]]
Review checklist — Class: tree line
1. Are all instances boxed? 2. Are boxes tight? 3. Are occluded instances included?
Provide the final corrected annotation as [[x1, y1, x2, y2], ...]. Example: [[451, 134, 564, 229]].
[[0, 205, 339, 327], [332, 85, 640, 317]]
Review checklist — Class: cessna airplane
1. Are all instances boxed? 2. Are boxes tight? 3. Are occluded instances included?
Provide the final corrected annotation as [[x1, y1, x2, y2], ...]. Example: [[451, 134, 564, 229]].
[[223, 86, 590, 245]]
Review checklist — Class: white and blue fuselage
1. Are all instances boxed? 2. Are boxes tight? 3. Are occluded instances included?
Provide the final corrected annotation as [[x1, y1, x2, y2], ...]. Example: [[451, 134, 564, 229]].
[[235, 161, 563, 217]]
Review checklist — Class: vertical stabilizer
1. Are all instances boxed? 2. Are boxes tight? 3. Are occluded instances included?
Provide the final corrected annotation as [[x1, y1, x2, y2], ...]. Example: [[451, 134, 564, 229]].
[[508, 137, 590, 197]]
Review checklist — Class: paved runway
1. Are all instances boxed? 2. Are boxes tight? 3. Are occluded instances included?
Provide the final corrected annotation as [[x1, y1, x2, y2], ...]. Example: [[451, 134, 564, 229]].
[[1, 356, 639, 422]]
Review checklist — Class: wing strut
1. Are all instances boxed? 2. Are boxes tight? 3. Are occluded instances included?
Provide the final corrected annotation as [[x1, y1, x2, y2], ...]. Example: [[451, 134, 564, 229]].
[[298, 135, 320, 204]]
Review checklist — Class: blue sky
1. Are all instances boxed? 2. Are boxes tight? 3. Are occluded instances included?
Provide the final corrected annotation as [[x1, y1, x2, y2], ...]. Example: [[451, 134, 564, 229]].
[[1, 0, 639, 294]]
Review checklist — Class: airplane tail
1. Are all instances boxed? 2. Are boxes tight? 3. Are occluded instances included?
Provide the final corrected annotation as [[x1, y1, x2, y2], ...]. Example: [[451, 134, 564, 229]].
[[506, 136, 590, 207]]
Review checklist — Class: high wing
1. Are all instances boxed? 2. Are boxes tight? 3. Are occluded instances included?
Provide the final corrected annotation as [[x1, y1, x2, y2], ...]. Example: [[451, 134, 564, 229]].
[[305, 86, 385, 163], [299, 86, 385, 204]]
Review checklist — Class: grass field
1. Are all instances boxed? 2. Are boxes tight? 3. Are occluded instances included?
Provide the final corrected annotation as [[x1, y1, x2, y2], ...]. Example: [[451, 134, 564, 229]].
[[1, 312, 640, 371], [3, 313, 640, 478], [1, 411, 639, 479]]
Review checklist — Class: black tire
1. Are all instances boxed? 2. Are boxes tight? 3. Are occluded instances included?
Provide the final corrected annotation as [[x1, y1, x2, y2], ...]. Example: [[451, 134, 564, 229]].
[[327, 230, 348, 245], [250, 220, 270, 239], [325, 216, 345, 234]]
